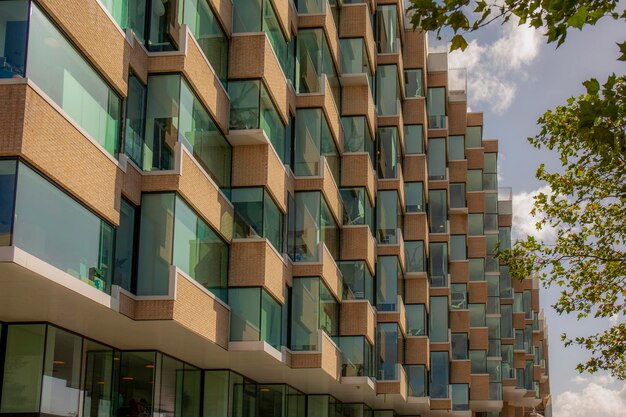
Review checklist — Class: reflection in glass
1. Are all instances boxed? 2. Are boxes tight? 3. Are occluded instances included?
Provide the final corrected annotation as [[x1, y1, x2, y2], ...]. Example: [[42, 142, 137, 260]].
[[231, 187, 284, 252], [377, 323, 403, 380], [404, 124, 423, 154], [429, 296, 448, 342], [428, 190, 447, 233], [339, 261, 374, 304], [338, 336, 374, 377], [430, 352, 449, 398], [0, 160, 17, 246], [406, 304, 427, 336]]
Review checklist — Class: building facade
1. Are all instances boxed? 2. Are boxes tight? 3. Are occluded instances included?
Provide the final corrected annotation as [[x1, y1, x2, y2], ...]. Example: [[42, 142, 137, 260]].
[[0, 0, 550, 416]]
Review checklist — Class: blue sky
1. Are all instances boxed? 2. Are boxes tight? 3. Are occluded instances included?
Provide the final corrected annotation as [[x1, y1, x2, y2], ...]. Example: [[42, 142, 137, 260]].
[[447, 15, 626, 417]]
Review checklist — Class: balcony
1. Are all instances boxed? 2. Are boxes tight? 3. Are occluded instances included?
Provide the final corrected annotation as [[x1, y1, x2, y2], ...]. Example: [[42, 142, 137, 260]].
[[448, 68, 467, 102]]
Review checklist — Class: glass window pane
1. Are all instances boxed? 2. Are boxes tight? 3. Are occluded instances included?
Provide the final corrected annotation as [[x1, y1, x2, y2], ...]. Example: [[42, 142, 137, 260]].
[[427, 87, 446, 129], [466, 126, 482, 148], [83, 339, 115, 417], [376, 5, 399, 53], [1, 324, 46, 413], [229, 288, 262, 343], [405, 69, 423, 97], [114, 199, 136, 292], [469, 258, 485, 281], [137, 193, 175, 295], [404, 124, 423, 154], [117, 351, 156, 411], [470, 304, 486, 327], [429, 296, 448, 342], [338, 336, 373, 377], [428, 190, 447, 233], [41, 327, 83, 416], [0, 0, 29, 78], [14, 163, 114, 292], [468, 213, 484, 236], [430, 352, 449, 398], [291, 278, 320, 350], [377, 190, 400, 244], [467, 170, 483, 191], [451, 333, 468, 359], [448, 135, 464, 160], [28, 5, 121, 156], [451, 284, 467, 310], [339, 261, 373, 304], [405, 241, 425, 273], [376, 65, 399, 115], [378, 127, 400, 178], [450, 235, 466, 261], [376, 256, 400, 311], [262, 290, 282, 349], [450, 183, 466, 209], [125, 75, 147, 167], [429, 242, 448, 287], [406, 365, 427, 397], [427, 138, 446, 180], [144, 74, 180, 171], [0, 160, 17, 246], [405, 182, 424, 213], [377, 323, 401, 380], [406, 304, 427, 336], [342, 117, 375, 165], [470, 350, 486, 373], [452, 384, 469, 410]]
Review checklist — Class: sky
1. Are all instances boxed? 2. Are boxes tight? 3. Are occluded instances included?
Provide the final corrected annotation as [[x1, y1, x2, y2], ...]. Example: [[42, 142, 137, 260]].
[[445, 12, 626, 417]]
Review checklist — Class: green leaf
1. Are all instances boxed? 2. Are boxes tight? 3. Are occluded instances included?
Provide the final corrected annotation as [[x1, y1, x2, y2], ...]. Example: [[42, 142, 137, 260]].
[[583, 78, 600, 95], [618, 41, 626, 61], [450, 34, 469, 51], [567, 6, 589, 30]]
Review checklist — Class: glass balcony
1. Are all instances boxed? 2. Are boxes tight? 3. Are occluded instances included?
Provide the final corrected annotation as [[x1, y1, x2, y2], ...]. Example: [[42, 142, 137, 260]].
[[342, 116, 376, 165], [430, 296, 449, 342], [136, 193, 229, 301], [0, 161, 114, 293], [376, 5, 400, 53], [231, 187, 284, 253], [430, 352, 450, 398], [406, 304, 427, 336], [377, 324, 403, 380], [101, 0, 147, 42], [378, 127, 401, 179], [293, 108, 340, 183], [406, 365, 428, 397], [405, 241, 425, 273], [376, 65, 400, 116], [291, 277, 339, 351], [338, 261, 374, 304], [376, 190, 403, 244], [429, 243, 449, 287], [341, 187, 374, 231], [229, 287, 282, 349], [296, 29, 340, 110], [341, 38, 374, 92], [376, 256, 403, 311], [452, 384, 469, 410], [337, 336, 375, 377]]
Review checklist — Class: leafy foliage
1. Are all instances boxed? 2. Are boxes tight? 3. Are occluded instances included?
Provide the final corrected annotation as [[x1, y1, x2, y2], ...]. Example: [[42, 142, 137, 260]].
[[499, 75, 626, 378], [407, 0, 626, 54]]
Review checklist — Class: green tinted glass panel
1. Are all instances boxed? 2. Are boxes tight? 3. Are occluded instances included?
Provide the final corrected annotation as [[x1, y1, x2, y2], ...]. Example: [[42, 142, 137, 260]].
[[404, 124, 423, 154], [448, 135, 464, 160]]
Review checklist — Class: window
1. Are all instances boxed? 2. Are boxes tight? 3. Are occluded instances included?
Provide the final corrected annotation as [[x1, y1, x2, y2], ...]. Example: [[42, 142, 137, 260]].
[[288, 191, 338, 262], [448, 135, 465, 160], [429, 296, 449, 342], [26, 4, 121, 156], [467, 169, 483, 191], [125, 75, 147, 166], [451, 284, 467, 309], [451, 333, 468, 359], [466, 126, 482, 148], [376, 256, 402, 311], [468, 213, 484, 236], [450, 183, 466, 209], [297, 29, 339, 109], [452, 384, 469, 411], [470, 350, 487, 373], [376, 5, 400, 53], [342, 116, 375, 164], [376, 190, 402, 244], [427, 138, 446, 180], [406, 365, 428, 397], [229, 80, 286, 162], [428, 190, 447, 233], [376, 65, 400, 115], [501, 305, 513, 339], [114, 199, 137, 292], [378, 127, 401, 178], [404, 124, 424, 154], [0, 160, 17, 246], [406, 304, 427, 336], [405, 241, 425, 273], [429, 242, 448, 287], [377, 323, 403, 380], [291, 277, 338, 351], [430, 352, 449, 398], [341, 38, 374, 91], [231, 187, 284, 252], [339, 261, 374, 304], [338, 336, 374, 377], [229, 288, 282, 349], [0, 0, 29, 78], [405, 182, 424, 212], [469, 258, 485, 281], [294, 108, 340, 182], [405, 69, 423, 97], [470, 304, 486, 327], [450, 235, 466, 260], [341, 187, 374, 231], [427, 87, 446, 129]]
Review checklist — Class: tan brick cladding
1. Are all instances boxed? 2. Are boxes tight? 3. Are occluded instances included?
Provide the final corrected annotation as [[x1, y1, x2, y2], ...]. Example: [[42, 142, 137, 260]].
[[340, 300, 376, 344], [402, 98, 426, 125], [467, 192, 485, 213], [448, 102, 467, 135], [428, 72, 447, 88], [449, 160, 468, 182], [128, 38, 149, 85], [37, 0, 128, 95], [450, 213, 468, 234], [340, 4, 376, 70], [341, 226, 376, 274], [270, 0, 291, 40], [468, 236, 486, 258], [232, 144, 288, 212], [404, 277, 428, 305], [405, 337, 429, 365], [133, 299, 175, 320], [377, 368, 408, 399], [20, 84, 122, 224], [430, 399, 452, 410], [468, 281, 488, 304], [291, 334, 341, 380], [513, 312, 526, 329], [467, 112, 484, 126], [341, 153, 376, 205], [470, 374, 489, 400], [378, 170, 406, 209], [228, 240, 288, 303], [451, 360, 471, 383], [341, 84, 376, 138], [483, 139, 498, 153], [403, 29, 427, 69], [228, 34, 289, 123], [121, 161, 143, 205], [378, 300, 407, 335], [450, 263, 468, 285], [173, 274, 229, 349], [148, 32, 230, 133], [470, 328, 489, 350], [450, 310, 470, 332], [142, 151, 234, 241], [0, 83, 26, 155], [404, 213, 428, 242], [467, 148, 485, 169], [403, 154, 426, 182]]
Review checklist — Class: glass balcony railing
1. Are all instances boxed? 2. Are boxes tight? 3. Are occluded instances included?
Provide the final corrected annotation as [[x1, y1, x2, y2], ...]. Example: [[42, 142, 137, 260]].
[[231, 187, 284, 253], [229, 287, 282, 349], [428, 115, 448, 130]]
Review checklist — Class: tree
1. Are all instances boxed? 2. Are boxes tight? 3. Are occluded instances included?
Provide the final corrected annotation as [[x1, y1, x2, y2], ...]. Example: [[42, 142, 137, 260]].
[[500, 75, 626, 378], [407, 0, 626, 57]]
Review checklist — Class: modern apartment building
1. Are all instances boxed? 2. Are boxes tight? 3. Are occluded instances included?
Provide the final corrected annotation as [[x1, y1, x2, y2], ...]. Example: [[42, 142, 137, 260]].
[[0, 0, 550, 416]]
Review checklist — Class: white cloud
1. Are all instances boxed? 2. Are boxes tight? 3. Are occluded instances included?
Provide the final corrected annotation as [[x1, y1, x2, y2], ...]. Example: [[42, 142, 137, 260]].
[[554, 376, 626, 417], [512, 186, 557, 243], [448, 18, 542, 114], [610, 313, 621, 325]]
